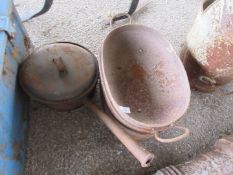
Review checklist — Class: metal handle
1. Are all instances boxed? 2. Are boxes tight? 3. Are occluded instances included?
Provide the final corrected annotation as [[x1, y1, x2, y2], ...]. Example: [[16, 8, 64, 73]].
[[105, 0, 152, 25], [110, 0, 139, 23], [52, 57, 67, 77], [202, 0, 216, 12], [110, 13, 132, 28], [84, 99, 155, 167], [199, 75, 216, 85], [21, 0, 53, 22], [154, 126, 190, 143]]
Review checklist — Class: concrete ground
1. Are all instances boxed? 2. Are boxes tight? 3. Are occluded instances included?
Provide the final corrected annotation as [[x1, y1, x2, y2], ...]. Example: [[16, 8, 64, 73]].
[[15, 0, 233, 174]]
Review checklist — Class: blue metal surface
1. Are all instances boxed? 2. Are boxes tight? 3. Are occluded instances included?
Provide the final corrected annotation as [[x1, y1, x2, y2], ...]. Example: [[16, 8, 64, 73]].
[[0, 0, 30, 174], [0, 16, 15, 37]]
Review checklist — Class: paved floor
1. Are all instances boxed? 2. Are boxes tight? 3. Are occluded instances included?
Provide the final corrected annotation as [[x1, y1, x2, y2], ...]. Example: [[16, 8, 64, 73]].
[[15, 0, 233, 174]]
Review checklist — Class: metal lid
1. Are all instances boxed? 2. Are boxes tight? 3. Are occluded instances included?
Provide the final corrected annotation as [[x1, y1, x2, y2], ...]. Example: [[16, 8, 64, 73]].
[[19, 42, 98, 103]]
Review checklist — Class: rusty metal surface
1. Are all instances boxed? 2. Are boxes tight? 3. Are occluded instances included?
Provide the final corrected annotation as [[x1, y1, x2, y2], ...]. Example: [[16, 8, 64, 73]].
[[100, 24, 191, 138], [0, 1, 31, 174], [101, 93, 154, 141], [182, 0, 233, 92], [154, 136, 233, 175], [19, 42, 98, 110]]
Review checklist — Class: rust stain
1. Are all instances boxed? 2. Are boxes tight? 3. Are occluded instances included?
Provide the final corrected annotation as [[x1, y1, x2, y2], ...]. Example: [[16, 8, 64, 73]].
[[207, 42, 233, 69], [3, 58, 8, 75], [24, 36, 30, 50], [131, 64, 146, 80], [23, 71, 43, 91], [2, 58, 15, 76], [11, 47, 19, 59], [205, 41, 233, 84], [153, 61, 165, 77], [2, 58, 16, 89], [152, 61, 176, 91]]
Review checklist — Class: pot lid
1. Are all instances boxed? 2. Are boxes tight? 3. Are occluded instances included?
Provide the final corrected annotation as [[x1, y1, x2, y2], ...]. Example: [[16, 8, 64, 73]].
[[19, 42, 98, 102]]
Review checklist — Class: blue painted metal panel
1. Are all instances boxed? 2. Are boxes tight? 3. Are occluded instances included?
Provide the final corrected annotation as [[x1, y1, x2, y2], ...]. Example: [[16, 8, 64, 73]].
[[0, 0, 30, 174]]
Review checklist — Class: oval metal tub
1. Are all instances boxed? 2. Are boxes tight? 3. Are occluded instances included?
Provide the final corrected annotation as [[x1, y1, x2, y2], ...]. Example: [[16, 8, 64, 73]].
[[100, 17, 191, 141]]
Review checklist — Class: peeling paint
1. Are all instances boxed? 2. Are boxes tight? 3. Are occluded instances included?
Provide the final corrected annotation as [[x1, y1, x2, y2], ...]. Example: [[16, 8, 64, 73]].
[[0, 1, 30, 174]]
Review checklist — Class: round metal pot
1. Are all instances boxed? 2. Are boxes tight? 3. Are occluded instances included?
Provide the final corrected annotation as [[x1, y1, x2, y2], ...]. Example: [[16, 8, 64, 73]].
[[100, 14, 191, 142], [181, 0, 233, 92], [19, 42, 98, 110]]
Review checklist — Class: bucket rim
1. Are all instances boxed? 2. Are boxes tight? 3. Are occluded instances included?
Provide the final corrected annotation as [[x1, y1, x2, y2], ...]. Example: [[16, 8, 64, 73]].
[[99, 27, 190, 133]]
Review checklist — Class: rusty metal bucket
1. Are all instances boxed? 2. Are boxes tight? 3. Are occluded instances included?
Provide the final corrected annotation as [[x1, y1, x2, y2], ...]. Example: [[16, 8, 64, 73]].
[[19, 42, 155, 167], [181, 0, 233, 92], [100, 14, 191, 142]]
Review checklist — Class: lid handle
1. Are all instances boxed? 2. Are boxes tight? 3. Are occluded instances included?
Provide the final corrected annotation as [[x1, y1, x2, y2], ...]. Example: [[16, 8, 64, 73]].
[[52, 57, 67, 77]]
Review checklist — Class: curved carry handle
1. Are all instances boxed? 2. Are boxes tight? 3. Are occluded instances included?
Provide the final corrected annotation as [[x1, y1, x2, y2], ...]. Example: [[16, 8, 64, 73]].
[[110, 13, 132, 28], [21, 0, 53, 22], [111, 0, 139, 23], [109, 0, 152, 24], [199, 75, 217, 85], [202, 0, 217, 12], [199, 75, 233, 96], [154, 126, 190, 143]]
